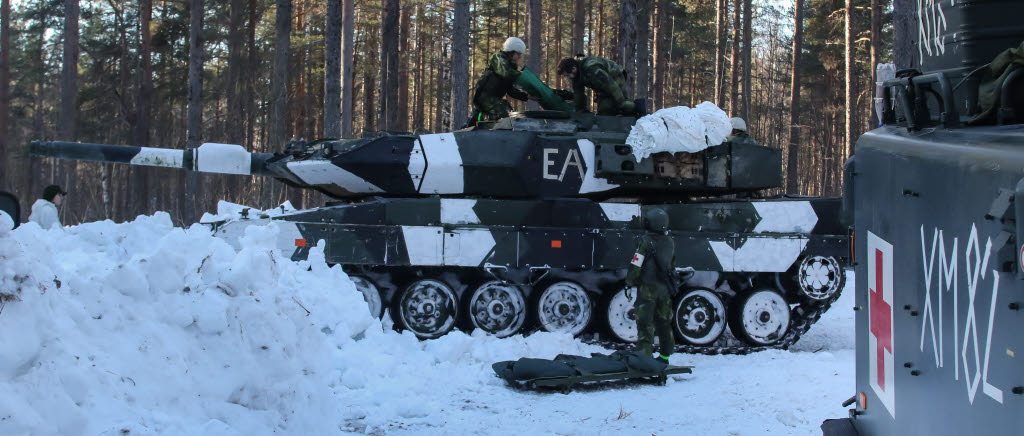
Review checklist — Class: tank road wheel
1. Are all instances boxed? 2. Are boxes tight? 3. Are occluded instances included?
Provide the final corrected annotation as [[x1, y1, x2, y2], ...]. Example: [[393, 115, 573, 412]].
[[776, 255, 846, 302], [604, 288, 638, 343], [398, 279, 458, 339], [350, 276, 383, 319], [537, 281, 592, 336], [673, 287, 727, 345], [729, 289, 791, 346], [468, 281, 527, 338]]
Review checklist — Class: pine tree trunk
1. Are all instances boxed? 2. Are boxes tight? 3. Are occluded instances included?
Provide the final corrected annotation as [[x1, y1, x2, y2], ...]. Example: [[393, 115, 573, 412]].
[[730, 0, 740, 115], [227, 0, 244, 143], [845, 0, 855, 158], [786, 0, 804, 194], [451, 0, 469, 130], [870, 0, 881, 127], [652, 0, 668, 110], [526, 0, 542, 110], [379, 0, 400, 131], [635, 0, 650, 100], [398, 5, 411, 131], [60, 0, 79, 141], [597, 1, 604, 58], [341, 0, 354, 137], [741, 0, 752, 122], [893, 0, 914, 70], [363, 72, 376, 133], [270, 0, 291, 147], [247, 0, 258, 149], [324, 0, 341, 137], [0, 0, 9, 177], [572, 0, 585, 56], [292, 4, 305, 139], [714, 0, 726, 107], [132, 0, 153, 221], [616, 0, 636, 95], [412, 4, 425, 130], [185, 0, 204, 223]]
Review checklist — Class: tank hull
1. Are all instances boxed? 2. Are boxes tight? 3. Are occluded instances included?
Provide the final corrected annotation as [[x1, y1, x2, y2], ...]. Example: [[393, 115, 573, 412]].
[[210, 196, 849, 345]]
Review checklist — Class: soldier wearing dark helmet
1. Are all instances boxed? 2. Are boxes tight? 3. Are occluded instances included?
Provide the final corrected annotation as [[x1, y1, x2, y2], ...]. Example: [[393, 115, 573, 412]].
[[556, 56, 637, 116], [471, 37, 532, 123], [625, 208, 677, 362]]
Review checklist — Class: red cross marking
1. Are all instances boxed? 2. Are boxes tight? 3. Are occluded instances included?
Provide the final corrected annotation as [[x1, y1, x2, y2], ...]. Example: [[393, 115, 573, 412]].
[[869, 248, 892, 391], [632, 254, 640, 263]]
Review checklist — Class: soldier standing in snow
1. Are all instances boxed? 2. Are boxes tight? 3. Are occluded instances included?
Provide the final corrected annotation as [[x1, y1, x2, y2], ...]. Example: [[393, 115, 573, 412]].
[[29, 185, 66, 229], [555, 56, 638, 116], [471, 37, 533, 123], [625, 208, 677, 362]]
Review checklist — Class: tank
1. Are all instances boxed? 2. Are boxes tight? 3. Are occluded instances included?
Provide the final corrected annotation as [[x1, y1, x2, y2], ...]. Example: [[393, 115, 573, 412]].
[[823, 1, 1024, 435], [30, 109, 847, 351]]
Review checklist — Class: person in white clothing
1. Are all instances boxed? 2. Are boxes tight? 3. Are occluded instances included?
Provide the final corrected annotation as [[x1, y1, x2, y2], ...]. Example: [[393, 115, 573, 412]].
[[29, 185, 66, 229]]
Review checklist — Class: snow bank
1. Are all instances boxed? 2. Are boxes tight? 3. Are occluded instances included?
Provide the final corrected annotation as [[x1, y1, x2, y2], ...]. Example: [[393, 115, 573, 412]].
[[0, 210, 13, 235], [1, 213, 855, 435], [0, 215, 370, 434], [626, 101, 733, 161]]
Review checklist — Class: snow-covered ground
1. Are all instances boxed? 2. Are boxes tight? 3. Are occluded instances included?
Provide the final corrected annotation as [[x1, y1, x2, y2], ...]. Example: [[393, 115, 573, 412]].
[[0, 215, 854, 435]]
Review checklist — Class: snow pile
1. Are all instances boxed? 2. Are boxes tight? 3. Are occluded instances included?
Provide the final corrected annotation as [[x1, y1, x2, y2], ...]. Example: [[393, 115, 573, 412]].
[[626, 101, 733, 161], [0, 215, 373, 434], [1, 214, 855, 435], [0, 210, 13, 235]]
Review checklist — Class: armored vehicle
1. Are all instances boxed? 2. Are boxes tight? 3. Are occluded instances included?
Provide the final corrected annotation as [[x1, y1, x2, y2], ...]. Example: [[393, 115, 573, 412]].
[[824, 0, 1023, 435], [31, 106, 848, 352]]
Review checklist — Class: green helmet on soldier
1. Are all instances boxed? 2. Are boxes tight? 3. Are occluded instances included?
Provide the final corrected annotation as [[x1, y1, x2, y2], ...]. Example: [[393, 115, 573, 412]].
[[645, 208, 669, 232]]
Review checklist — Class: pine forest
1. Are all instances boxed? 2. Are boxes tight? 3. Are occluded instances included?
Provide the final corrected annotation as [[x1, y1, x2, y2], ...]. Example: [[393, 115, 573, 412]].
[[0, 0, 898, 225]]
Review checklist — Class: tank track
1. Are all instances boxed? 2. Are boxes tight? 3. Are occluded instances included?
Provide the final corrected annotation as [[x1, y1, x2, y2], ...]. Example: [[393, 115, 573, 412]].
[[583, 290, 841, 356]]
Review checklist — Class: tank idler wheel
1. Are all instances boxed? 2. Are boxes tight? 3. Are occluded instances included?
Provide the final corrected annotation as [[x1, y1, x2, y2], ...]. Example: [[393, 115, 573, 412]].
[[728, 288, 791, 346], [398, 279, 458, 339], [537, 281, 592, 336], [673, 287, 727, 345], [605, 287, 639, 343], [776, 255, 846, 302], [469, 281, 527, 338], [350, 276, 383, 319]]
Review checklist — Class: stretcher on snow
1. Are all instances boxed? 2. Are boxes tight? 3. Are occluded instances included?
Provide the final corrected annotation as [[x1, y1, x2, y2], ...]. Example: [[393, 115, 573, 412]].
[[492, 350, 693, 393]]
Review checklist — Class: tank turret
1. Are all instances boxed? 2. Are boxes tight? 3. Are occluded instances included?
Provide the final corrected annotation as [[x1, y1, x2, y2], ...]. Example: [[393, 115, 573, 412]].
[[31, 111, 781, 200]]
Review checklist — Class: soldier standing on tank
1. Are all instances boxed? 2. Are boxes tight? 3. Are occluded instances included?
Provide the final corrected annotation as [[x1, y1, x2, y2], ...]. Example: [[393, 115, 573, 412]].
[[471, 37, 534, 123], [727, 117, 758, 145], [625, 208, 677, 362], [555, 56, 638, 116]]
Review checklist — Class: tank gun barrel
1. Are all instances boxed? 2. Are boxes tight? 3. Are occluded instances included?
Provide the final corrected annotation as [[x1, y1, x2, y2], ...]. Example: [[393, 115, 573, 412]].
[[29, 140, 275, 177]]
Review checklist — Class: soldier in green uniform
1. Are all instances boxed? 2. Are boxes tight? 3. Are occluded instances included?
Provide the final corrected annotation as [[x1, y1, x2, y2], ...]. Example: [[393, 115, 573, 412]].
[[625, 208, 677, 362], [555, 56, 637, 116], [471, 37, 532, 122], [727, 117, 758, 145]]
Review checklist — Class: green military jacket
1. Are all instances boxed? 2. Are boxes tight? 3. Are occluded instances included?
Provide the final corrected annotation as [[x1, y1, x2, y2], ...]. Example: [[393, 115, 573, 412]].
[[727, 131, 759, 146], [566, 56, 628, 111], [473, 51, 529, 105], [625, 233, 676, 296]]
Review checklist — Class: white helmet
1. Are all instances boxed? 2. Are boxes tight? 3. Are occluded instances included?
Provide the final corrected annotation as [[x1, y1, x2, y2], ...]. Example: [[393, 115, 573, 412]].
[[730, 117, 747, 131], [502, 37, 526, 54]]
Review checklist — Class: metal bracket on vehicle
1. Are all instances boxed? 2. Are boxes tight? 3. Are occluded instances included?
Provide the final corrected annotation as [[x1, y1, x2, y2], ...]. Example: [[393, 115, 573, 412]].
[[674, 267, 696, 283], [528, 266, 551, 286], [484, 263, 511, 284]]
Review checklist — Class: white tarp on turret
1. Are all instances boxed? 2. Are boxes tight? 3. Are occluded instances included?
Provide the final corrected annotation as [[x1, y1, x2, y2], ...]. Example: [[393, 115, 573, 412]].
[[626, 101, 733, 161]]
